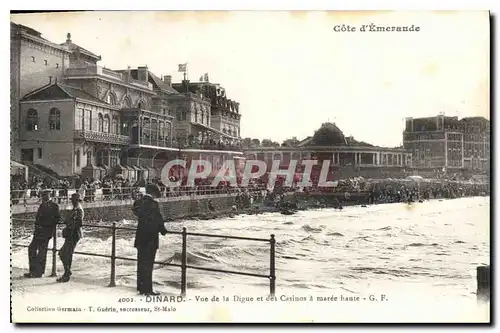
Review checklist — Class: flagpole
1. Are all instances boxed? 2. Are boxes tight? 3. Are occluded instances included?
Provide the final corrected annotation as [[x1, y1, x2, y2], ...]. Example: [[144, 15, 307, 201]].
[[185, 63, 189, 94]]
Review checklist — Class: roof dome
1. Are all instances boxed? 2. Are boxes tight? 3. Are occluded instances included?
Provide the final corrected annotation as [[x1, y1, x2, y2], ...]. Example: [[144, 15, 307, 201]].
[[311, 122, 347, 146]]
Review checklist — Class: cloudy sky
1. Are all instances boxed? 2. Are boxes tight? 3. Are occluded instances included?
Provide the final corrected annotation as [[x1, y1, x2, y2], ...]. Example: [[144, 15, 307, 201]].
[[11, 11, 489, 147]]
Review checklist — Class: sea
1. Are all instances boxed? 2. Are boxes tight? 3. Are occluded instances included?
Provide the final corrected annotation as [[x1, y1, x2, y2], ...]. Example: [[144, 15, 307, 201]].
[[11, 196, 490, 322]]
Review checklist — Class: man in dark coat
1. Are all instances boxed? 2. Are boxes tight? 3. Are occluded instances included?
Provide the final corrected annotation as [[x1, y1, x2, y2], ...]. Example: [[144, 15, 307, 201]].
[[57, 193, 83, 282], [24, 190, 60, 278], [133, 184, 168, 295]]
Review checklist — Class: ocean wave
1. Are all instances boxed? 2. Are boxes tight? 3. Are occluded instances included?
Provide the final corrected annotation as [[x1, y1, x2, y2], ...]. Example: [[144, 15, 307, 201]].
[[326, 232, 344, 237], [167, 250, 218, 265], [406, 242, 440, 248], [301, 225, 325, 233]]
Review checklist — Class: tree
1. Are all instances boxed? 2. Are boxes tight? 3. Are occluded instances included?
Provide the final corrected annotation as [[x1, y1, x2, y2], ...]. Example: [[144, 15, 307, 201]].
[[281, 136, 300, 147], [261, 139, 280, 147], [251, 138, 261, 147], [242, 137, 252, 148]]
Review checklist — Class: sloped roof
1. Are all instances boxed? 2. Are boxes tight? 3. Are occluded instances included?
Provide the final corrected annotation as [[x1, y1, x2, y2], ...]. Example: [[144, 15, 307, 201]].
[[148, 71, 179, 94], [60, 34, 101, 60], [116, 69, 180, 95], [22, 82, 105, 104]]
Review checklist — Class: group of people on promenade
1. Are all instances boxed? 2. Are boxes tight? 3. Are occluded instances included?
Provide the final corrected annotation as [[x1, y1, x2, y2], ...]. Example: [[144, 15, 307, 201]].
[[22, 183, 185, 295]]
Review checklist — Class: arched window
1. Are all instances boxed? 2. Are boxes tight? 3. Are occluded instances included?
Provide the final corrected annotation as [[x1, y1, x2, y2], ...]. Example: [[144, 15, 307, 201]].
[[103, 114, 110, 133], [138, 99, 147, 109], [112, 116, 119, 134], [98, 113, 104, 132], [107, 93, 116, 105], [122, 96, 132, 109], [48, 108, 61, 130], [26, 109, 38, 131], [222, 128, 227, 134], [194, 107, 198, 123]]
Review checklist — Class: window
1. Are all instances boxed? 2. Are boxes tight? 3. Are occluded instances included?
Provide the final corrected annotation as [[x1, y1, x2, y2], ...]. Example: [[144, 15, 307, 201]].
[[122, 97, 131, 109], [98, 113, 104, 132], [37, 148, 42, 159], [84, 110, 92, 131], [75, 108, 84, 130], [194, 108, 198, 122], [103, 114, 110, 133], [76, 149, 80, 167], [44, 60, 48, 66], [86, 151, 92, 165], [56, 63, 59, 68], [176, 108, 187, 121], [31, 56, 35, 62], [159, 121, 165, 139], [48, 108, 61, 130], [112, 116, 119, 134], [26, 109, 38, 131], [107, 93, 116, 105]]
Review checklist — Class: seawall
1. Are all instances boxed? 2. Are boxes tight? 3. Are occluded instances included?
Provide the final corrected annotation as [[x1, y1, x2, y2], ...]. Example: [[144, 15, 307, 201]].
[[11, 193, 245, 223], [11, 191, 371, 225]]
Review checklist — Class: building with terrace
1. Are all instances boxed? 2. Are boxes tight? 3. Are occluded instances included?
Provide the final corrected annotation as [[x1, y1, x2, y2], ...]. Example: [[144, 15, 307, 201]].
[[244, 122, 412, 180]]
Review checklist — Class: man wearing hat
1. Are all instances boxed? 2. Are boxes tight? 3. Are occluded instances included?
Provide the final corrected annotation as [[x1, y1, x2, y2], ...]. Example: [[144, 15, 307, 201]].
[[133, 183, 168, 295], [24, 190, 60, 278], [57, 193, 84, 282]]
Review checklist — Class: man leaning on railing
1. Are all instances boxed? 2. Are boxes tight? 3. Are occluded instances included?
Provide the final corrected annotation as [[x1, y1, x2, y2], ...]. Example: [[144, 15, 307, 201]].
[[23, 190, 60, 278], [57, 193, 84, 283]]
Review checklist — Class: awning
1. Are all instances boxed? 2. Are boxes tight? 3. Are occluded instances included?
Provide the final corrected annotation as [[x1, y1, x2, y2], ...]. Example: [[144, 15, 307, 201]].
[[11, 161, 27, 169]]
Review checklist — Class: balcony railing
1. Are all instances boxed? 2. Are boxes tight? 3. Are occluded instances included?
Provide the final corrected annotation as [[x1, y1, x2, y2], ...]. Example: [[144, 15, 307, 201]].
[[74, 129, 130, 145]]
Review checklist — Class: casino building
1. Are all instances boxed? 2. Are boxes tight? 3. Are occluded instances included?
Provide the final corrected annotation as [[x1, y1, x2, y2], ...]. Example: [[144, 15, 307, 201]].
[[244, 123, 413, 180]]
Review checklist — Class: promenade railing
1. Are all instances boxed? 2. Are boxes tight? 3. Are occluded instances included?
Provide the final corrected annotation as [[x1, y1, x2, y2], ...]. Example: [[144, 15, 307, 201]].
[[10, 184, 267, 206], [11, 218, 276, 296]]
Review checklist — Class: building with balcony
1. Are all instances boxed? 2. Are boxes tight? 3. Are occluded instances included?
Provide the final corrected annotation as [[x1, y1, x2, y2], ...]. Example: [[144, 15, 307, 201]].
[[20, 82, 129, 178], [12, 21, 244, 182], [403, 114, 490, 173], [172, 80, 241, 144]]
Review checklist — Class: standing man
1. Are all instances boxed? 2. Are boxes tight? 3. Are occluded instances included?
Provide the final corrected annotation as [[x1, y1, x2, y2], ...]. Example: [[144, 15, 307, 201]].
[[24, 190, 60, 278], [133, 184, 168, 295], [57, 193, 83, 283]]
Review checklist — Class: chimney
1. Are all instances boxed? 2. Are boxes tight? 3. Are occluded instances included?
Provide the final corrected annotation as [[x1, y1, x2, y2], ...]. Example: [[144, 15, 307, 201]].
[[138, 66, 148, 82], [66, 33, 72, 43], [163, 75, 172, 87], [125, 66, 131, 82], [49, 76, 52, 84]]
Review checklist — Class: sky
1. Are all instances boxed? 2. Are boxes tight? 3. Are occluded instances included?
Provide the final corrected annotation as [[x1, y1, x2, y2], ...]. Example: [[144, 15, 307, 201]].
[[10, 11, 490, 147]]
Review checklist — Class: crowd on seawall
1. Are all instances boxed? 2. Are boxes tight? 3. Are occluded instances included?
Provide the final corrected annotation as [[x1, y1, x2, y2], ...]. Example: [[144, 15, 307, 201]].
[[10, 171, 489, 208]]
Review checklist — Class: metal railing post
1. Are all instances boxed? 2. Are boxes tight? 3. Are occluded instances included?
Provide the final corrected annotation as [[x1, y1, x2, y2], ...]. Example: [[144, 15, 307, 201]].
[[108, 221, 117, 287], [181, 227, 187, 296], [50, 227, 57, 277], [270, 234, 276, 296]]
